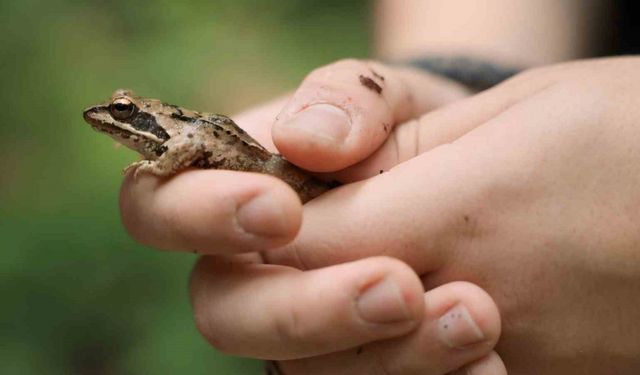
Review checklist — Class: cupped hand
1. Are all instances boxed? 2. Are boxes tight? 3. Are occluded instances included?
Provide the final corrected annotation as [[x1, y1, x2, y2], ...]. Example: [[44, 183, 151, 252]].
[[124, 57, 640, 373], [263, 57, 640, 374], [120, 59, 505, 374]]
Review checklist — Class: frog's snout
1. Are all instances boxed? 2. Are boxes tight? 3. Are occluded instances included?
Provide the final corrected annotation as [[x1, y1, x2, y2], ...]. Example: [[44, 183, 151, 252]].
[[82, 107, 100, 124]]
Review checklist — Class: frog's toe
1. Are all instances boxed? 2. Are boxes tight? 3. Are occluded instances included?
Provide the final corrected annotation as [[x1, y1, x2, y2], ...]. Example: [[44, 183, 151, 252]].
[[123, 160, 151, 178]]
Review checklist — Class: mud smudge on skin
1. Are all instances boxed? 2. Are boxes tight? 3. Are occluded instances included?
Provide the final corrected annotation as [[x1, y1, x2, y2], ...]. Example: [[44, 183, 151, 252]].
[[359, 75, 382, 94]]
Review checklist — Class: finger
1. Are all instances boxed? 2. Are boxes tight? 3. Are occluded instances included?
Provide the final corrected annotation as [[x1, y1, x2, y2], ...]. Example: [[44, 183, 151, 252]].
[[119, 169, 302, 254], [277, 282, 501, 375], [329, 65, 559, 182], [265, 70, 562, 271], [272, 59, 471, 172], [371, 282, 502, 374], [263, 141, 485, 273], [190, 256, 424, 360], [450, 351, 508, 375]]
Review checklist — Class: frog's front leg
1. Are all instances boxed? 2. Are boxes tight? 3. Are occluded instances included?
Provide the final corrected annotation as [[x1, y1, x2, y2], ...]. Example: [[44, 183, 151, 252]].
[[124, 139, 204, 179], [123, 160, 157, 177]]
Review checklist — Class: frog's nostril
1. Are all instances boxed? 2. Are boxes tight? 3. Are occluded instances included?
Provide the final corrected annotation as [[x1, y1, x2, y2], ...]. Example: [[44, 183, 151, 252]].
[[82, 108, 96, 121]]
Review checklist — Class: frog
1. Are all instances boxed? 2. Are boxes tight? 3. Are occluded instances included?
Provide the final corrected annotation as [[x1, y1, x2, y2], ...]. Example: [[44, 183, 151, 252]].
[[82, 89, 334, 203]]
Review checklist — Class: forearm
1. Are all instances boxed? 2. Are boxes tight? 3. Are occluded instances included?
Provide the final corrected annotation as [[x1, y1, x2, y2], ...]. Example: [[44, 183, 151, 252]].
[[374, 0, 611, 66]]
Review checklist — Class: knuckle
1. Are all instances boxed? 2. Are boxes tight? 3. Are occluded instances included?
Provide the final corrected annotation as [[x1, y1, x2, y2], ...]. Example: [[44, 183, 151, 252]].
[[286, 241, 310, 270], [272, 301, 312, 346]]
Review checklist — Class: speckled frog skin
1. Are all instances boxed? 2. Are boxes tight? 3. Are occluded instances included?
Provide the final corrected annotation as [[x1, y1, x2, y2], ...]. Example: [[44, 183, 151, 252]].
[[83, 89, 332, 203]]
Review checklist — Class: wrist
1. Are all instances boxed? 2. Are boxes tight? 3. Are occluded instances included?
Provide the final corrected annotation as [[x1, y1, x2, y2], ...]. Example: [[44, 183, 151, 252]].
[[397, 55, 523, 92]]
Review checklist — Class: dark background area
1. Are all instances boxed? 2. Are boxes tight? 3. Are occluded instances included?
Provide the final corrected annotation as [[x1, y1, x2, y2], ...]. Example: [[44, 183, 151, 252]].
[[0, 1, 370, 374], [614, 0, 640, 54]]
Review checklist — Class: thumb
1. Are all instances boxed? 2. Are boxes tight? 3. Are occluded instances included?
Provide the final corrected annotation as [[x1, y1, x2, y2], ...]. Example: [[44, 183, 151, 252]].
[[272, 59, 470, 172], [332, 67, 557, 182]]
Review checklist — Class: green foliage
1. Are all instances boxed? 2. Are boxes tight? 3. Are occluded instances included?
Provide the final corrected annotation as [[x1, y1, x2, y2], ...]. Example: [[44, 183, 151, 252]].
[[0, 1, 370, 373]]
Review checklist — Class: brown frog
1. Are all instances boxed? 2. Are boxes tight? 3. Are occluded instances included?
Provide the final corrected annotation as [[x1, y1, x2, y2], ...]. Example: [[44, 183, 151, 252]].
[[83, 89, 333, 203]]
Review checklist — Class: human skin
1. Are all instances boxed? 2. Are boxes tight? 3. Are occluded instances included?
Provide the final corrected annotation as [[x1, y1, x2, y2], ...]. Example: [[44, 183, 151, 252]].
[[268, 57, 640, 374], [122, 56, 640, 374], [375, 0, 611, 66], [123, 1, 637, 374], [121, 61, 506, 374]]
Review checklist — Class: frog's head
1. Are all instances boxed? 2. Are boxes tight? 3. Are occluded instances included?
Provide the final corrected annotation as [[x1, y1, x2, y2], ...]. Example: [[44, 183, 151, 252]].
[[83, 89, 171, 158]]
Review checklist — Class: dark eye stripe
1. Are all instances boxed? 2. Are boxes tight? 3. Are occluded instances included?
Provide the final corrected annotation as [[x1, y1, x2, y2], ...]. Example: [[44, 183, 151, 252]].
[[123, 111, 170, 141]]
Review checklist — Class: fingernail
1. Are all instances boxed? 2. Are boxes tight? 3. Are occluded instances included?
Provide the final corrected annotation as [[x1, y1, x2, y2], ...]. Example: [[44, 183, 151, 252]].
[[281, 104, 351, 144], [236, 193, 288, 237], [356, 278, 412, 324], [438, 304, 485, 348]]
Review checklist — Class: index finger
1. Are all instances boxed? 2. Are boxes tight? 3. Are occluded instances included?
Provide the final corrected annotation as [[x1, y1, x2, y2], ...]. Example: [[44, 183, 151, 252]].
[[119, 169, 302, 254]]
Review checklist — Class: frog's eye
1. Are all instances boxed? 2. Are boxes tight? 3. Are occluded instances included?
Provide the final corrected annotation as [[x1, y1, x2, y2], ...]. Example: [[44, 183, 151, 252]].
[[109, 98, 136, 120]]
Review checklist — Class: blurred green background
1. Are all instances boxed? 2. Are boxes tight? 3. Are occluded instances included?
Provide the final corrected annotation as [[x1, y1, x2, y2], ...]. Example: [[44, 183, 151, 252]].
[[0, 1, 370, 373]]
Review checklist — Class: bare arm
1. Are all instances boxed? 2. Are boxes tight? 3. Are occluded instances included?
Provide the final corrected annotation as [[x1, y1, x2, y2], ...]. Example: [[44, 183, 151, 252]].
[[375, 0, 611, 66]]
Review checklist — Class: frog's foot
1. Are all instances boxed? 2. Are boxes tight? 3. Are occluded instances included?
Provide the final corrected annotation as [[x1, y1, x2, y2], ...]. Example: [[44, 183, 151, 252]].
[[123, 160, 171, 179]]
